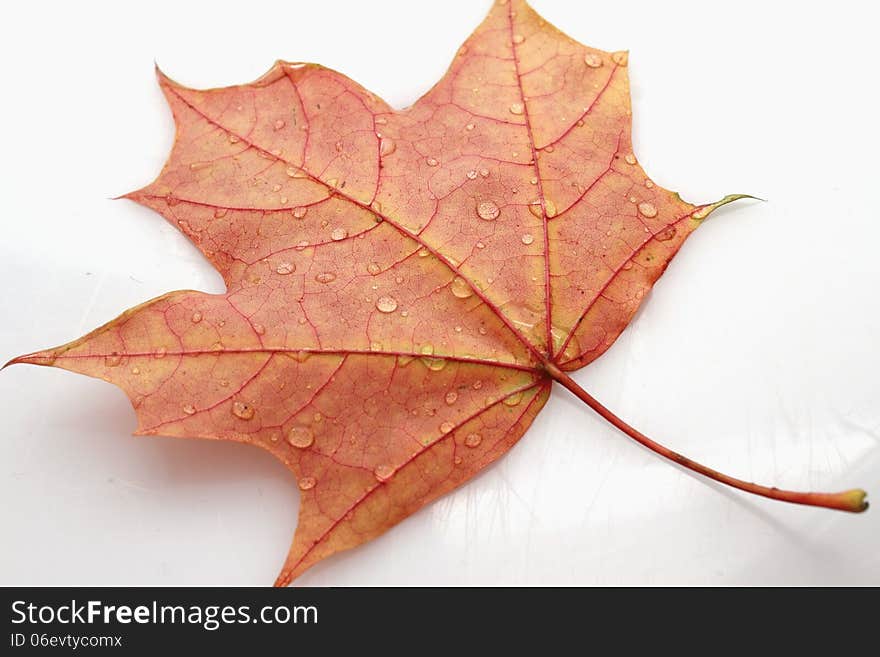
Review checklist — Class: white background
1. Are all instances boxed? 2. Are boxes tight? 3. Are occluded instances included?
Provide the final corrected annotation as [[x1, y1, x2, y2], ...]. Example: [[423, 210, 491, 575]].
[[1, 0, 878, 585]]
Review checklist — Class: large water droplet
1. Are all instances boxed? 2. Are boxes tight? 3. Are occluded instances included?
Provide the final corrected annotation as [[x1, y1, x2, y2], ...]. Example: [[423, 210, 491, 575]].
[[637, 202, 658, 218], [476, 200, 500, 221], [376, 296, 398, 313], [584, 52, 603, 68], [287, 425, 314, 449], [379, 137, 396, 157], [451, 276, 473, 299], [232, 401, 255, 420]]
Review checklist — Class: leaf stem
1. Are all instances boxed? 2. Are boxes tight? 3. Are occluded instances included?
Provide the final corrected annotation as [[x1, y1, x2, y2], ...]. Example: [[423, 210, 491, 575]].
[[545, 362, 868, 513]]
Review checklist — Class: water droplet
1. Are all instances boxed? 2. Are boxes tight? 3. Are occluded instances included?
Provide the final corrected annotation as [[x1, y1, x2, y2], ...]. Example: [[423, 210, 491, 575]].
[[367, 262, 381, 275], [276, 261, 295, 275], [214, 207, 228, 218], [521, 233, 534, 245], [466, 123, 475, 131], [509, 102, 524, 115], [292, 206, 308, 219], [472, 380, 483, 390], [315, 272, 337, 284], [656, 226, 677, 242], [154, 347, 167, 359], [298, 476, 316, 491], [228, 133, 239, 144], [440, 421, 454, 434], [374, 464, 394, 482], [624, 153, 637, 165], [638, 202, 658, 218], [376, 296, 398, 313], [253, 323, 265, 335], [612, 51, 628, 66], [379, 137, 396, 157], [476, 200, 500, 221], [451, 276, 473, 299], [584, 52, 603, 68], [272, 183, 282, 192], [479, 168, 490, 178], [512, 33, 525, 44], [464, 433, 482, 448], [182, 404, 196, 415], [273, 119, 285, 130], [287, 425, 314, 449], [191, 311, 202, 323], [445, 391, 458, 405], [331, 227, 348, 241], [454, 455, 463, 465], [232, 401, 255, 420], [543, 145, 554, 153], [692, 206, 711, 220], [622, 261, 634, 271], [644, 179, 655, 189], [104, 353, 122, 367], [530, 177, 538, 185], [466, 170, 478, 180], [130, 366, 140, 375], [528, 200, 542, 218], [426, 157, 439, 167], [503, 391, 524, 407]]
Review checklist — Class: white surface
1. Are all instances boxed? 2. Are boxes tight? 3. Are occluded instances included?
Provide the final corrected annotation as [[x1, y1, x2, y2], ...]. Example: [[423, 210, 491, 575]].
[[1, 0, 878, 586]]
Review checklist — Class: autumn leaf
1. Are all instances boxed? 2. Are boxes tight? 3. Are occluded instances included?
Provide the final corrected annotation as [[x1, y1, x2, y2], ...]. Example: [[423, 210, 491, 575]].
[[7, 0, 867, 586]]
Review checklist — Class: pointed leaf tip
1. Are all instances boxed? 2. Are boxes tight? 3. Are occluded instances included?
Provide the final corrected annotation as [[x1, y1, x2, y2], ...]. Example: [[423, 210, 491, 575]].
[[691, 193, 763, 220]]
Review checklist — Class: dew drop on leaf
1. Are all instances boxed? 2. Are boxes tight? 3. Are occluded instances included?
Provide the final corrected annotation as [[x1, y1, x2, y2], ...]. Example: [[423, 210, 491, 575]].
[[376, 296, 398, 313], [476, 200, 500, 221], [451, 276, 473, 299], [584, 52, 603, 68], [464, 433, 482, 448], [232, 401, 255, 420], [298, 476, 316, 491], [637, 202, 658, 218], [315, 272, 337, 284], [374, 464, 394, 482], [287, 425, 314, 449], [331, 227, 348, 241]]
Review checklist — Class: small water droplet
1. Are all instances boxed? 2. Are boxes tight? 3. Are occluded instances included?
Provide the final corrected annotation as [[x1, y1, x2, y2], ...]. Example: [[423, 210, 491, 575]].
[[214, 207, 228, 218], [528, 200, 542, 218], [228, 133, 239, 144], [182, 404, 196, 415], [472, 380, 483, 390], [154, 347, 167, 359], [104, 353, 122, 367], [273, 119, 285, 130], [130, 366, 140, 375], [476, 200, 500, 221], [478, 326, 487, 335], [253, 323, 266, 335], [464, 433, 482, 448], [331, 227, 347, 241], [276, 261, 295, 275], [315, 272, 337, 284], [272, 183, 282, 192], [440, 421, 454, 434], [692, 206, 711, 220], [445, 391, 458, 405], [298, 476, 316, 491], [374, 464, 394, 482], [376, 296, 398, 313], [379, 137, 396, 157], [503, 391, 524, 407], [451, 276, 473, 299], [367, 262, 381, 275], [287, 425, 314, 449], [644, 179, 655, 189], [624, 153, 637, 165], [292, 206, 308, 219], [509, 102, 524, 115], [521, 233, 534, 245], [466, 170, 478, 180], [466, 123, 475, 131], [584, 52, 603, 68], [454, 455, 463, 465], [191, 311, 202, 323], [232, 401, 255, 420], [637, 202, 658, 218], [611, 51, 628, 66], [512, 33, 525, 44], [426, 157, 439, 167]]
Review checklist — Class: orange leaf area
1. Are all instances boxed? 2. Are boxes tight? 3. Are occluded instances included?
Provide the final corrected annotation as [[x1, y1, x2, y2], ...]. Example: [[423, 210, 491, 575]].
[[13, 0, 859, 585]]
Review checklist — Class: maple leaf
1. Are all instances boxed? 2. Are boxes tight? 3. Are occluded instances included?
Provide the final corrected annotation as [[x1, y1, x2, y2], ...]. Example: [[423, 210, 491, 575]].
[[7, 0, 867, 585]]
